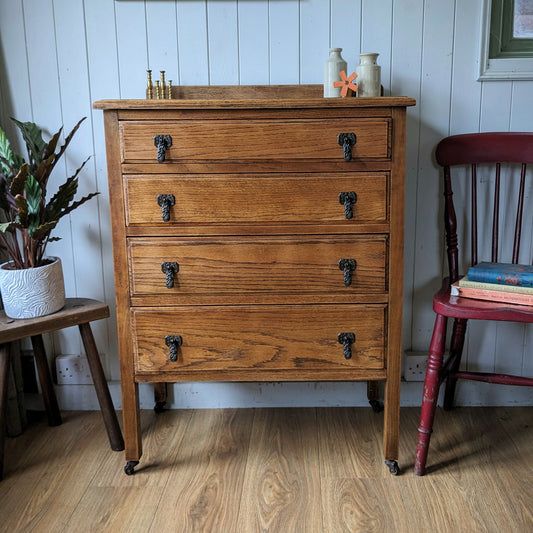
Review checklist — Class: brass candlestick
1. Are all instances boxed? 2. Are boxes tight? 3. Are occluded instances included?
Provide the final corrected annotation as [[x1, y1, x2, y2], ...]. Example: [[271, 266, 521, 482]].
[[160, 70, 166, 99], [146, 69, 153, 99], [168, 80, 172, 99]]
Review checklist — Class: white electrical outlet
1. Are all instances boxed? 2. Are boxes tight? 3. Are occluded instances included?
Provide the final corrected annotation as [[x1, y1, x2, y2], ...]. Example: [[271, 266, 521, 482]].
[[55, 355, 93, 385], [404, 354, 428, 381]]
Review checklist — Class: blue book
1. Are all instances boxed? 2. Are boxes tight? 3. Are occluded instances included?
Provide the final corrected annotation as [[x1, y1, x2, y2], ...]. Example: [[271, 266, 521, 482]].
[[467, 262, 533, 288]]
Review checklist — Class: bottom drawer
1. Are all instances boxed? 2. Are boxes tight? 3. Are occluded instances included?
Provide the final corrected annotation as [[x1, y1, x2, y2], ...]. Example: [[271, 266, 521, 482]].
[[132, 305, 385, 375]]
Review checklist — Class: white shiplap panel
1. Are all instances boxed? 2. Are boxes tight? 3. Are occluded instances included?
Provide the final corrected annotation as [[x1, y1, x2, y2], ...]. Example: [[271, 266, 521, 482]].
[[331, 0, 361, 74], [471, 81, 512, 376], [300, 0, 330, 84], [390, 0, 424, 354], [176, 0, 209, 85], [53, 0, 108, 357], [84, 0, 122, 378], [146, 0, 179, 89], [238, 1, 270, 84], [510, 81, 533, 132], [450, 0, 482, 135], [115, 0, 148, 98], [517, 82, 533, 379], [513, 81, 533, 380], [411, 0, 456, 352], [480, 82, 512, 131], [448, 0, 483, 378], [21, 0, 78, 356], [0, 0, 31, 147], [361, 0, 393, 93], [474, 82, 513, 377], [20, 0, 61, 126], [207, 0, 239, 85], [491, 81, 533, 378], [269, 0, 300, 84]]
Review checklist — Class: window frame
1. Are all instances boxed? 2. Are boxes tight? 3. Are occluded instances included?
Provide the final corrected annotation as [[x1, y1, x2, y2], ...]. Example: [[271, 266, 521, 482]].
[[479, 0, 533, 80]]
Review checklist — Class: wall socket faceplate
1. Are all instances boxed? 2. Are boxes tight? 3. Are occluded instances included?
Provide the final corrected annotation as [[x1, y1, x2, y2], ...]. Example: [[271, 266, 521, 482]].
[[55, 355, 93, 385], [404, 354, 428, 381]]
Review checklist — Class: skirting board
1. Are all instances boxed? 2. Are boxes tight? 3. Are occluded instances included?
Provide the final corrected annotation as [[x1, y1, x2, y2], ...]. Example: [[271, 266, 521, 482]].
[[23, 380, 533, 411]]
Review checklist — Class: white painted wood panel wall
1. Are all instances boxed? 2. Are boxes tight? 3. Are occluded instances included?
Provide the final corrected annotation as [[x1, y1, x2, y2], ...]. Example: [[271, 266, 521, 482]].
[[0, 0, 532, 408]]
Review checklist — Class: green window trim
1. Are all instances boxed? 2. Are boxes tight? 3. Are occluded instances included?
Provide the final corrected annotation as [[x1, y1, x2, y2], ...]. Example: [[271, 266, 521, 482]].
[[489, 0, 533, 58]]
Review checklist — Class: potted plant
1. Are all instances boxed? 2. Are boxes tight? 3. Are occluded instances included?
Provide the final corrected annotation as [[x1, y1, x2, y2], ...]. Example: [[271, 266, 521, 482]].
[[0, 117, 99, 318]]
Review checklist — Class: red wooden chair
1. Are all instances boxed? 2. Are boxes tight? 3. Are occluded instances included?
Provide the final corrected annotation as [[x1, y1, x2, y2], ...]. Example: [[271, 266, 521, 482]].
[[415, 132, 533, 476]]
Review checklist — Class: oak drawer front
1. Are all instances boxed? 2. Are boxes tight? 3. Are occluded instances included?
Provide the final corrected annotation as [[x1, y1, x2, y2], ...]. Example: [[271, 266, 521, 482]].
[[124, 173, 388, 226], [120, 118, 390, 163], [128, 235, 387, 297], [132, 305, 385, 373]]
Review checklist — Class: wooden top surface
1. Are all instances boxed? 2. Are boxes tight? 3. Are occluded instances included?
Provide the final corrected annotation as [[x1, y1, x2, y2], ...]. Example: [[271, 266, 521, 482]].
[[93, 84, 416, 110], [0, 298, 109, 343]]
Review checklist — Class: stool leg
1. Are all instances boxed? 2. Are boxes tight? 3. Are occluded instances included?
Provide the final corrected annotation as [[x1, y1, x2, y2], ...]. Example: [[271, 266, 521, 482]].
[[30, 335, 61, 427], [78, 323, 124, 451], [0, 343, 10, 481]]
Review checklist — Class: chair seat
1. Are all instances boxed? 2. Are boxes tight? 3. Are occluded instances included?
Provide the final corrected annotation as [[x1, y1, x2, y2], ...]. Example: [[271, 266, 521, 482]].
[[433, 278, 533, 322]]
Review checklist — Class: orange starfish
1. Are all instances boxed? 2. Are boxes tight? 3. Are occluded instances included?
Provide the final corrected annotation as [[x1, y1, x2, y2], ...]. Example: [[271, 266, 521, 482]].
[[333, 70, 358, 97]]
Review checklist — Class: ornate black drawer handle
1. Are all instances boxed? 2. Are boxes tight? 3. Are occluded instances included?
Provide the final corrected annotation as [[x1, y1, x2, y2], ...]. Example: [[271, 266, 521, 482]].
[[338, 132, 356, 161], [338, 259, 357, 286], [339, 191, 357, 219], [161, 262, 179, 289], [338, 332, 356, 360], [165, 335, 183, 362], [154, 135, 172, 163], [157, 194, 175, 222]]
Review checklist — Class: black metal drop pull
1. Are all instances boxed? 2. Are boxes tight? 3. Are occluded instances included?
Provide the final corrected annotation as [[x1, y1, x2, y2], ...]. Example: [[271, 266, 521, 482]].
[[338, 332, 356, 360], [337, 133, 356, 161], [339, 191, 357, 219], [165, 335, 183, 362], [161, 262, 179, 288], [157, 194, 175, 222], [154, 135, 172, 163], [338, 259, 357, 286]]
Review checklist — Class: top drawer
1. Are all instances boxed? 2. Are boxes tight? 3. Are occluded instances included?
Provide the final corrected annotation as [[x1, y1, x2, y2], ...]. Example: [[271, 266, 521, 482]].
[[119, 118, 391, 163]]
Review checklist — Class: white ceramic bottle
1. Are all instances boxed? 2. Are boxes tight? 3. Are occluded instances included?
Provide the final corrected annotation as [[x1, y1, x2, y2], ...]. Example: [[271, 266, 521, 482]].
[[324, 48, 347, 97], [355, 53, 381, 97]]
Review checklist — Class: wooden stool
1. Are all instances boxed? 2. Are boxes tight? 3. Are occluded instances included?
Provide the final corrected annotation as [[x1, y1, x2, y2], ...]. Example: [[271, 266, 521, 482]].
[[0, 298, 124, 480]]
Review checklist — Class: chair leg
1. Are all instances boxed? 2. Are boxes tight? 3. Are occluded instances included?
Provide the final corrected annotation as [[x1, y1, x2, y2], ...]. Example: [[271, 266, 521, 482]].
[[0, 343, 11, 481], [443, 318, 468, 411], [415, 313, 448, 476], [78, 323, 124, 451], [30, 335, 62, 427]]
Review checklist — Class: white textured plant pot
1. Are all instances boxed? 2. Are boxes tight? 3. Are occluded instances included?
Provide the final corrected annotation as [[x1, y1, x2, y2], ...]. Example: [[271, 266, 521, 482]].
[[0, 256, 65, 319]]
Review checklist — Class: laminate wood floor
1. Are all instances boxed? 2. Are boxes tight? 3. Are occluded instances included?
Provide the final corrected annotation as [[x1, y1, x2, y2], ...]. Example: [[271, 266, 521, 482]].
[[1, 406, 532, 532]]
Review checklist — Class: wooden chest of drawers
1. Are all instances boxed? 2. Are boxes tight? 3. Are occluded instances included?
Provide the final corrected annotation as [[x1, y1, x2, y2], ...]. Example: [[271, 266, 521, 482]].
[[94, 85, 415, 475]]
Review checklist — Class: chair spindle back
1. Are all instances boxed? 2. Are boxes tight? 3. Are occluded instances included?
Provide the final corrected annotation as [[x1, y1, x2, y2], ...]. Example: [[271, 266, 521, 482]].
[[435, 132, 533, 283]]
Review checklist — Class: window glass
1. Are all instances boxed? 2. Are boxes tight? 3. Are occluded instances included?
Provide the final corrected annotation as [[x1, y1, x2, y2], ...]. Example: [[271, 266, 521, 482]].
[[513, 0, 533, 38]]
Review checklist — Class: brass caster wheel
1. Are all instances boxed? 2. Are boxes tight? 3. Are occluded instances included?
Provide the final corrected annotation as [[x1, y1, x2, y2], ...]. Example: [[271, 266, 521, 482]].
[[124, 461, 139, 475]]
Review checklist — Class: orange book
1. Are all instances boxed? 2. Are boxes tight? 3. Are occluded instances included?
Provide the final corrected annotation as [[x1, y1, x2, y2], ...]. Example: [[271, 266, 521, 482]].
[[451, 278, 533, 306]]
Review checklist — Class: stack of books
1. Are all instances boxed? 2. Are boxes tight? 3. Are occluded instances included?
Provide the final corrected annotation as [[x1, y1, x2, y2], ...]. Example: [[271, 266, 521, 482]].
[[450, 262, 533, 306]]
